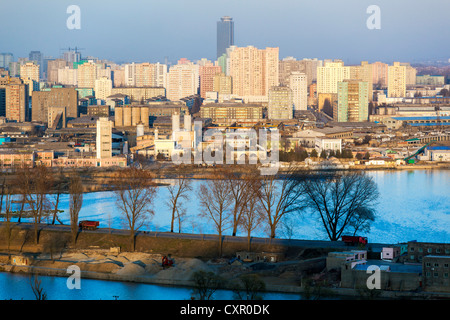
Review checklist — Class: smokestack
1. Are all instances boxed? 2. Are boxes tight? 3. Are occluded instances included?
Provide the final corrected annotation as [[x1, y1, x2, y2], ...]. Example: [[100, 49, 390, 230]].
[[172, 111, 180, 132], [184, 114, 192, 131]]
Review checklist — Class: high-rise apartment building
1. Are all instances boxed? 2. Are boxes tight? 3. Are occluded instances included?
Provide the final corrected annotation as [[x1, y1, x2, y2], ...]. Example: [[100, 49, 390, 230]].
[[57, 66, 78, 86], [166, 61, 199, 101], [213, 73, 232, 95], [95, 76, 113, 100], [32, 87, 78, 123], [20, 62, 40, 83], [400, 62, 417, 86], [96, 117, 113, 159], [317, 60, 350, 94], [77, 61, 97, 88], [289, 72, 308, 111], [135, 62, 155, 87], [349, 61, 373, 101], [268, 86, 293, 120], [388, 62, 406, 98], [47, 59, 68, 83], [0, 53, 14, 70], [199, 64, 222, 98], [336, 79, 369, 122], [217, 16, 234, 59], [229, 46, 279, 98], [372, 61, 389, 87], [5, 78, 29, 122], [29, 51, 43, 79]]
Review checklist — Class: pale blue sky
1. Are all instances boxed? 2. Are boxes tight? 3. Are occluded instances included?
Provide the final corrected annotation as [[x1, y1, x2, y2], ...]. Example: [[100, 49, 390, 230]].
[[0, 0, 449, 65]]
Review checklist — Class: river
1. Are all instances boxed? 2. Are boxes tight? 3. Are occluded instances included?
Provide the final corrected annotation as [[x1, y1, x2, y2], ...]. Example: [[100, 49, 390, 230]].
[[0, 272, 303, 300], [6, 169, 450, 244]]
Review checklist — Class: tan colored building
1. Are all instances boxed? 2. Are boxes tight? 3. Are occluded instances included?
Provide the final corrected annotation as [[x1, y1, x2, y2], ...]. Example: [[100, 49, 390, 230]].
[[47, 59, 68, 84], [229, 46, 279, 98], [77, 61, 97, 89], [110, 87, 166, 103], [166, 61, 199, 101], [32, 87, 78, 123], [114, 105, 150, 127], [199, 64, 222, 98], [349, 61, 373, 101], [5, 78, 29, 122], [268, 86, 293, 120], [94, 76, 112, 100], [317, 60, 350, 94], [372, 61, 389, 87], [200, 102, 263, 126], [48, 106, 66, 129], [96, 117, 113, 159], [289, 72, 308, 111], [20, 62, 39, 83], [57, 66, 78, 86], [213, 72, 232, 96], [388, 62, 406, 98]]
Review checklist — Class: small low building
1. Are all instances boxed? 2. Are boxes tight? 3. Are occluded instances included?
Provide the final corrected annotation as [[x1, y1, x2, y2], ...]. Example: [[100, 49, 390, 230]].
[[381, 246, 401, 261], [326, 250, 368, 271], [12, 255, 33, 266]]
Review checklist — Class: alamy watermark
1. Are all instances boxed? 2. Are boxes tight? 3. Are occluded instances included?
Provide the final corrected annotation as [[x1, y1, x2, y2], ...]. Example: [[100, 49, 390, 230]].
[[66, 265, 81, 290], [67, 5, 81, 30], [366, 265, 381, 290], [366, 5, 381, 30]]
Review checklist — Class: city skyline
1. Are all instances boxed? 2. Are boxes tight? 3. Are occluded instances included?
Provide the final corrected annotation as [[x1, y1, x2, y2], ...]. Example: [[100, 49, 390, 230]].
[[1, 0, 450, 65]]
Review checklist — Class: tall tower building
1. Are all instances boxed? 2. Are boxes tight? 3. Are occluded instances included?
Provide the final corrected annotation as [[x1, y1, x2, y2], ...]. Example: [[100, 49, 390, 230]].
[[268, 86, 293, 120], [336, 79, 369, 122], [29, 51, 43, 79], [388, 62, 406, 98], [199, 64, 222, 98], [217, 16, 234, 59], [372, 61, 389, 88], [5, 78, 29, 122], [289, 72, 308, 111], [349, 61, 373, 101], [96, 117, 113, 159]]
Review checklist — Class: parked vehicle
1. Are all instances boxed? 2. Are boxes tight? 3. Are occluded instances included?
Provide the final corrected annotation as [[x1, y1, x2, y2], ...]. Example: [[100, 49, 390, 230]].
[[79, 220, 99, 231], [342, 235, 368, 246]]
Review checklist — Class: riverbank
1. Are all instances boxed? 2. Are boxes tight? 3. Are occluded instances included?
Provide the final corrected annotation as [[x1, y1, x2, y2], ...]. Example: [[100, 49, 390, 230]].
[[0, 248, 444, 300]]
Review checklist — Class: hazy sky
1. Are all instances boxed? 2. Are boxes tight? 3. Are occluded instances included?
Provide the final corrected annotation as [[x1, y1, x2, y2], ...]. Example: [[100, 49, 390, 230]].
[[1, 0, 449, 65]]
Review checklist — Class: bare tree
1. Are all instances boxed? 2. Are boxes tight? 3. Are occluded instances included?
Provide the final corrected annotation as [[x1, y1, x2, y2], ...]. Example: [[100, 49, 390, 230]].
[[13, 166, 33, 223], [30, 274, 47, 300], [69, 174, 83, 246], [349, 207, 376, 236], [190, 270, 225, 300], [239, 174, 264, 251], [28, 165, 52, 245], [258, 167, 307, 239], [114, 168, 156, 251], [198, 179, 233, 257], [301, 171, 379, 241], [166, 176, 192, 233], [223, 170, 256, 237], [50, 169, 66, 225], [1, 184, 14, 255]]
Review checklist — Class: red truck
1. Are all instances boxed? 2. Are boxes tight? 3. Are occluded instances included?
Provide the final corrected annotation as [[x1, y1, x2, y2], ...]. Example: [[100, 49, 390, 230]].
[[341, 235, 368, 246], [79, 220, 99, 231]]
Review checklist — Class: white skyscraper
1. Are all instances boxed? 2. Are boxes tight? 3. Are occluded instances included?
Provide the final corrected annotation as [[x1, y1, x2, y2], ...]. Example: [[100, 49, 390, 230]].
[[289, 72, 308, 111]]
